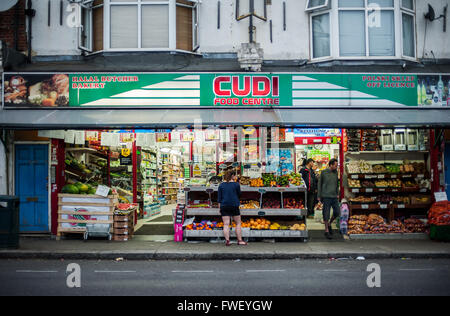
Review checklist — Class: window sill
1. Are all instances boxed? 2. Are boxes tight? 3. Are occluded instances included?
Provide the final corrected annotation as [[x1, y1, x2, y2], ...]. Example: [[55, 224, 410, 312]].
[[83, 49, 202, 57]]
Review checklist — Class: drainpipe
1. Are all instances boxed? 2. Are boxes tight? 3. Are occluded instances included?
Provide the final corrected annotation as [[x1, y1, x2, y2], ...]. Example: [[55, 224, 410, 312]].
[[24, 0, 36, 63], [14, 3, 19, 51]]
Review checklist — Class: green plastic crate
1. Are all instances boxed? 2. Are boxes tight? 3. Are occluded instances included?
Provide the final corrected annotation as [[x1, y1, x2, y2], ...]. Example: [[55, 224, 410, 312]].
[[429, 225, 450, 242]]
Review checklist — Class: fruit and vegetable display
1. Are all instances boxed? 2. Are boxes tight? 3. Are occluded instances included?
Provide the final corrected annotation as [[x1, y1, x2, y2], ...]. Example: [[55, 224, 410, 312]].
[[188, 201, 211, 208], [185, 218, 305, 231], [262, 198, 281, 209], [61, 182, 98, 195], [277, 175, 290, 187], [240, 200, 260, 209], [392, 196, 410, 204], [347, 160, 427, 175], [375, 179, 402, 188], [348, 179, 361, 188], [349, 196, 377, 203], [262, 173, 277, 187], [240, 177, 251, 186], [283, 198, 305, 209], [288, 173, 305, 186], [247, 173, 305, 188], [361, 180, 375, 188], [65, 157, 94, 175], [347, 160, 372, 174], [386, 164, 400, 173], [250, 178, 264, 187], [115, 203, 138, 215], [428, 201, 450, 226], [403, 180, 419, 189], [290, 223, 306, 231], [372, 165, 387, 174], [348, 214, 428, 235]]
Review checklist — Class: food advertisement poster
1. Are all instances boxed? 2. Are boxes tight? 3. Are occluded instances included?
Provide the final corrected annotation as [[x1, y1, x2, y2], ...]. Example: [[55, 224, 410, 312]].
[[4, 73, 70, 107], [3, 72, 450, 108]]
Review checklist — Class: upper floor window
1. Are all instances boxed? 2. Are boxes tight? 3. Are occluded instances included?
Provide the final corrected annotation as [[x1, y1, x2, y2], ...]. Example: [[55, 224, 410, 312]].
[[79, 0, 199, 53], [309, 0, 416, 61]]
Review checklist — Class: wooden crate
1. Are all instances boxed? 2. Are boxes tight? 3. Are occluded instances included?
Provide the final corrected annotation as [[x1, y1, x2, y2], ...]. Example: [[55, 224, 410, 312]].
[[112, 234, 132, 242], [57, 194, 118, 240], [113, 227, 134, 236]]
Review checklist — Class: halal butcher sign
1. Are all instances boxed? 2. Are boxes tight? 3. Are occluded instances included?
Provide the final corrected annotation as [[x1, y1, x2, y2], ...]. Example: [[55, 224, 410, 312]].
[[213, 75, 280, 106]]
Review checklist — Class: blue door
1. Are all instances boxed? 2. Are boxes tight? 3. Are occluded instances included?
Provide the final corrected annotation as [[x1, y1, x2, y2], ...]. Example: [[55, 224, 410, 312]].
[[15, 144, 49, 232], [446, 143, 450, 198]]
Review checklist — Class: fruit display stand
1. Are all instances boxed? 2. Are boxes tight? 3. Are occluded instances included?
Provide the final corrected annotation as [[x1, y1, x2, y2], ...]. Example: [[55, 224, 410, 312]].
[[57, 194, 118, 240], [182, 185, 308, 240]]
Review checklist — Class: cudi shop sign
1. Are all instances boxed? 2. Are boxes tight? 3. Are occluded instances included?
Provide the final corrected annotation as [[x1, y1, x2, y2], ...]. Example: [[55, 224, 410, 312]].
[[3, 72, 448, 108]]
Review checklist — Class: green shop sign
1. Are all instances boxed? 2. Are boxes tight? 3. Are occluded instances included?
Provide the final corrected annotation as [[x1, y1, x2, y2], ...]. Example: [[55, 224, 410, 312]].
[[2, 72, 437, 108]]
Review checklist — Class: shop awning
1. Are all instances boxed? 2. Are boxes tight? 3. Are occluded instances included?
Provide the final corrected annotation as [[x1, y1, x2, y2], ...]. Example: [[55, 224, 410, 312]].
[[0, 108, 449, 129]]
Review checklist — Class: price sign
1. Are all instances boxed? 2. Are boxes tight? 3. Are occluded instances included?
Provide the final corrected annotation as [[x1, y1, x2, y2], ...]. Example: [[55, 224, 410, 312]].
[[366, 188, 373, 193], [391, 175, 397, 179], [351, 175, 359, 179], [362, 204, 369, 209], [380, 204, 388, 209], [417, 174, 425, 179], [434, 192, 448, 202], [352, 189, 359, 193], [96, 185, 110, 197], [398, 204, 405, 209], [420, 188, 427, 193], [378, 188, 385, 192], [377, 175, 385, 179]]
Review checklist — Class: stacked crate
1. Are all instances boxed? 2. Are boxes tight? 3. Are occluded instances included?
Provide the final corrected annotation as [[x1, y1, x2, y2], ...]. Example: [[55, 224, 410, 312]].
[[113, 210, 135, 241]]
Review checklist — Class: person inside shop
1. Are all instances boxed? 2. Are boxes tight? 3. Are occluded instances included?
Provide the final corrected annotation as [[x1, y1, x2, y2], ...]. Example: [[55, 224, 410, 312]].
[[300, 158, 317, 218], [317, 158, 340, 240], [218, 170, 247, 246]]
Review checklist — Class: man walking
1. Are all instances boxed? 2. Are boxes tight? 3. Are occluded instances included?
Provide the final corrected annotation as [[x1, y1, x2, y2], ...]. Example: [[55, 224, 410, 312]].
[[300, 158, 317, 218], [317, 158, 340, 240]]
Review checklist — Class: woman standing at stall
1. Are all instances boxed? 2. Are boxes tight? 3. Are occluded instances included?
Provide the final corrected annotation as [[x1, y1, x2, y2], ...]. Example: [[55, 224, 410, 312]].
[[218, 171, 247, 246]]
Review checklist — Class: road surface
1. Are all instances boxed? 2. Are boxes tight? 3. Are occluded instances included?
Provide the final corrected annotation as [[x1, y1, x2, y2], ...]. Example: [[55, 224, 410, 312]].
[[0, 258, 449, 296]]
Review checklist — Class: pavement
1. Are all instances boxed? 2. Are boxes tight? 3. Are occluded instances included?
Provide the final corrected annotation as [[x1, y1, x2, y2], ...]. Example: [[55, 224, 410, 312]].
[[1, 236, 449, 260]]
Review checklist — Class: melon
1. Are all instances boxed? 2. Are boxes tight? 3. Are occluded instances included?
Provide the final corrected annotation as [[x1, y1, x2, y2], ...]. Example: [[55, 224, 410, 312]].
[[75, 182, 89, 193], [62, 184, 79, 194]]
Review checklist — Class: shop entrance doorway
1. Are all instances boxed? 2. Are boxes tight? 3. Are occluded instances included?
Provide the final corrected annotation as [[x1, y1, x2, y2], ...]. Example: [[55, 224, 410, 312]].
[[15, 144, 49, 232]]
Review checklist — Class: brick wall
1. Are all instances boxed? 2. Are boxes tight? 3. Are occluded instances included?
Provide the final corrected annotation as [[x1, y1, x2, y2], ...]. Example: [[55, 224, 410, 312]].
[[0, 0, 27, 53]]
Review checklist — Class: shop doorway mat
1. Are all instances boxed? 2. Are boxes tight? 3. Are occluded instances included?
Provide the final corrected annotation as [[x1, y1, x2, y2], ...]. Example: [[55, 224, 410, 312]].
[[134, 223, 174, 236], [146, 216, 173, 223]]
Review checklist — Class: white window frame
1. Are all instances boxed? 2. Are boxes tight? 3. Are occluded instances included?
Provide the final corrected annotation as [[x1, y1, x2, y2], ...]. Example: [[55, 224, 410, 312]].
[[400, 0, 416, 60], [310, 10, 332, 62], [78, 0, 96, 53], [305, 0, 330, 13], [101, 0, 199, 53], [308, 0, 417, 62]]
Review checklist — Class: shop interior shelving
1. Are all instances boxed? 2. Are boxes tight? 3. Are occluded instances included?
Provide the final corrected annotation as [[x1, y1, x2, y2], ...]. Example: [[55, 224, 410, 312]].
[[183, 185, 308, 239]]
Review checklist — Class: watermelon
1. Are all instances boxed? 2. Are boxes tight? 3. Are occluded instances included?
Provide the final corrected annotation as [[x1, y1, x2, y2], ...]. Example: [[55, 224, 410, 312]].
[[62, 184, 79, 194]]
